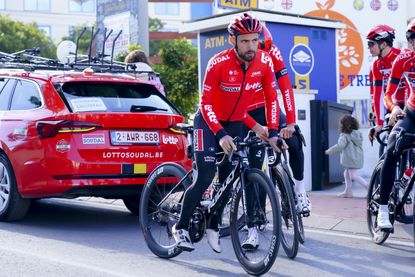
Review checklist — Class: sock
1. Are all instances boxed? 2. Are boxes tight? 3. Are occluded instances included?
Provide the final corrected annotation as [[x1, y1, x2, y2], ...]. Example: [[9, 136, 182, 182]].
[[293, 178, 305, 194], [379, 204, 389, 213]]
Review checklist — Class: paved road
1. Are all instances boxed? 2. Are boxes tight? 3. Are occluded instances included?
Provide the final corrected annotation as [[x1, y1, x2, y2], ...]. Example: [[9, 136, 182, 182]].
[[0, 196, 413, 276]]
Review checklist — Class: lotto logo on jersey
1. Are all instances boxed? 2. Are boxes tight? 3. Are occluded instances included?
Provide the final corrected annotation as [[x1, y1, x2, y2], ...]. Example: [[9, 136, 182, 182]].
[[204, 105, 218, 124], [261, 52, 274, 72], [193, 129, 204, 152], [270, 46, 283, 61], [245, 82, 262, 91]]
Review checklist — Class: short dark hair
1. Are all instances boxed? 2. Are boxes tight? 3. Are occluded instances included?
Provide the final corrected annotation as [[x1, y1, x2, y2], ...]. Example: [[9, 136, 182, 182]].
[[340, 115, 359, 134], [124, 50, 150, 64]]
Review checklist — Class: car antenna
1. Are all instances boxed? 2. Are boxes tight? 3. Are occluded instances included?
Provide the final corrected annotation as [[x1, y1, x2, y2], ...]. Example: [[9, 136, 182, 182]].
[[101, 27, 113, 64], [88, 26, 100, 64], [74, 27, 87, 64], [110, 30, 122, 68]]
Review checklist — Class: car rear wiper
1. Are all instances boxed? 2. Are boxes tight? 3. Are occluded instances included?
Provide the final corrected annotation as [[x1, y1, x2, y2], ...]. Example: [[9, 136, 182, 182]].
[[130, 105, 167, 112]]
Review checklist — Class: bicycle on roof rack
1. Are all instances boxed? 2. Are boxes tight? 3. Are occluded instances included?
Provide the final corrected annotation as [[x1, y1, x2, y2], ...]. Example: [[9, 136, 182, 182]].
[[0, 26, 158, 78]]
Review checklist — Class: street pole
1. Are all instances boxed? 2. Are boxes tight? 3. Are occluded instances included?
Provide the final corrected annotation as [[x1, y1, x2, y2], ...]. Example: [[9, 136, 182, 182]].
[[138, 0, 149, 56]]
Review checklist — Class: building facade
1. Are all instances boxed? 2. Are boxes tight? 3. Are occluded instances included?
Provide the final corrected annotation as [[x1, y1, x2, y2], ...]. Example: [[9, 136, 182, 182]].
[[0, 0, 96, 43]]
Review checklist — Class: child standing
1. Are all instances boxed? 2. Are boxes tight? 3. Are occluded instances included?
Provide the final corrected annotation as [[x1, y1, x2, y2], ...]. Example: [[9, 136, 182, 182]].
[[325, 115, 368, 197]]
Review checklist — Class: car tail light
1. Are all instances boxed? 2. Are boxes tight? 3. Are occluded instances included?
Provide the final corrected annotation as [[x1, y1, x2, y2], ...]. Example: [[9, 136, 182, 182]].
[[36, 120, 101, 139], [168, 124, 187, 135]]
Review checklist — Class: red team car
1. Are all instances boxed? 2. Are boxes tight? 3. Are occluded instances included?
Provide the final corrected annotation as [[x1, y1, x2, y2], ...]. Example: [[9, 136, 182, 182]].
[[0, 50, 191, 221]]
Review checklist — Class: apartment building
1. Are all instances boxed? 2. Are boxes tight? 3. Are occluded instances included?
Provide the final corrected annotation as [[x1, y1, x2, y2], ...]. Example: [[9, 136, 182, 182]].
[[0, 0, 96, 42]]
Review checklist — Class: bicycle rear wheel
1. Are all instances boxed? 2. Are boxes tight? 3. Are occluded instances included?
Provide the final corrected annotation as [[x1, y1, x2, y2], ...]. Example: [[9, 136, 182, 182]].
[[139, 163, 192, 258], [273, 166, 299, 259], [367, 160, 390, 244], [230, 169, 281, 276]]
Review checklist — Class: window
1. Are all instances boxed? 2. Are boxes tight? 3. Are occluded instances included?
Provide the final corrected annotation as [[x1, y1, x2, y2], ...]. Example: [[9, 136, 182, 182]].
[[38, 25, 51, 37], [24, 0, 50, 11], [0, 0, 5, 10], [154, 3, 180, 16], [69, 0, 95, 12], [59, 82, 177, 114], [0, 78, 15, 110], [10, 80, 42, 110]]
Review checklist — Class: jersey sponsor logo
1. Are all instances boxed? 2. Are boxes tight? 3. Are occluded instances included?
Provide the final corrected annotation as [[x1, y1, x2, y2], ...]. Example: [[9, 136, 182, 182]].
[[270, 46, 283, 61], [229, 76, 237, 82], [289, 43, 314, 76], [204, 105, 218, 124], [203, 84, 212, 92], [204, 156, 215, 162], [271, 100, 278, 124], [220, 84, 240, 92], [229, 70, 239, 75], [194, 129, 204, 152], [283, 89, 293, 112], [260, 52, 275, 72], [245, 82, 262, 91], [207, 55, 230, 72], [250, 71, 262, 77], [396, 52, 412, 61]]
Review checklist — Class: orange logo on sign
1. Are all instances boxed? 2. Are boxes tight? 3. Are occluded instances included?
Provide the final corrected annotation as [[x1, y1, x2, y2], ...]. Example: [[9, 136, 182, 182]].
[[305, 0, 363, 90]]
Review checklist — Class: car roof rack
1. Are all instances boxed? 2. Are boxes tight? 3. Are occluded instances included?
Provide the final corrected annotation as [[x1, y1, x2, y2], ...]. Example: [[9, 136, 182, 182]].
[[0, 27, 158, 76]]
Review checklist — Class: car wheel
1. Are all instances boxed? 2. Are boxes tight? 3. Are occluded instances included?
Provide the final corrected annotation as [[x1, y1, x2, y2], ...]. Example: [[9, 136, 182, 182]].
[[122, 195, 140, 214], [0, 153, 31, 221]]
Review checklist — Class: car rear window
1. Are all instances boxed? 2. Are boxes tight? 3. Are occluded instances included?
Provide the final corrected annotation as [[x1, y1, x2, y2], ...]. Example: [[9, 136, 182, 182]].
[[56, 82, 179, 114]]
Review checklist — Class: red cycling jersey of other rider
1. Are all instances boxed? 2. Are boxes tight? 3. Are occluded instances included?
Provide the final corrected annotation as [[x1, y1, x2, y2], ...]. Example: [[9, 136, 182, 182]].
[[384, 48, 415, 112], [371, 47, 409, 125], [200, 48, 279, 139], [248, 44, 296, 125]]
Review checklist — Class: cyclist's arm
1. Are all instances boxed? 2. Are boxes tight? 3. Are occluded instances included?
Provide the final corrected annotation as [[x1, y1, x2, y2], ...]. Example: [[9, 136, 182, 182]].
[[369, 66, 375, 114], [372, 62, 385, 126], [261, 52, 279, 138], [200, 56, 227, 140], [269, 44, 296, 125], [385, 56, 405, 113]]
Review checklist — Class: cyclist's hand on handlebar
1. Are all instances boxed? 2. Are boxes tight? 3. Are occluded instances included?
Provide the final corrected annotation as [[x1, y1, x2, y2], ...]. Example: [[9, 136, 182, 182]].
[[279, 124, 295, 139], [368, 124, 382, 142], [251, 123, 268, 141], [269, 136, 288, 153], [219, 135, 237, 154], [389, 106, 405, 126]]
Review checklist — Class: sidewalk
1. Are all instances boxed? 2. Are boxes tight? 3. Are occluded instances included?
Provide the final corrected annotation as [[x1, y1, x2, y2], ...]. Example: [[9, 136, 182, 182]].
[[305, 184, 414, 242]]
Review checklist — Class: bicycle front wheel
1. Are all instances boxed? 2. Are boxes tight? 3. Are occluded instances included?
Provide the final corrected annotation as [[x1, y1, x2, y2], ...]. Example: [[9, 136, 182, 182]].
[[139, 163, 192, 259], [273, 165, 299, 259], [230, 169, 281, 276], [367, 160, 390, 244]]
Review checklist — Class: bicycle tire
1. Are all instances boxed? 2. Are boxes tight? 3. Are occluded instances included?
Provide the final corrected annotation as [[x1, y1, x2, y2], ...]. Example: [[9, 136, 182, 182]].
[[273, 165, 299, 259], [367, 160, 390, 244], [230, 168, 281, 276], [139, 163, 192, 259]]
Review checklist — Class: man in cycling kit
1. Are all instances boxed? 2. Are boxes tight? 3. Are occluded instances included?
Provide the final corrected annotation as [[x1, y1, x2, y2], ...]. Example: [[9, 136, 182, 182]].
[[240, 25, 310, 249], [377, 20, 415, 230], [367, 25, 408, 150], [172, 12, 283, 252]]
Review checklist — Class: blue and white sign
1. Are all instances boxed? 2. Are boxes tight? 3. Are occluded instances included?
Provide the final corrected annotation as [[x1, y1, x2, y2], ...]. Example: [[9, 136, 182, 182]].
[[289, 43, 314, 77]]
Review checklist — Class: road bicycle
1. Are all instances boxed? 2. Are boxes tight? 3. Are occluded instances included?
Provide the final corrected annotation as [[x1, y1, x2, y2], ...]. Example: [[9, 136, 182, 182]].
[[367, 126, 415, 244], [139, 125, 281, 276]]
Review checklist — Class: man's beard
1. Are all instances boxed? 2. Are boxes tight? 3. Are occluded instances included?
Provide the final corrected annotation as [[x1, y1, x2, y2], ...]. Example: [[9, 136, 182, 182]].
[[237, 49, 256, 62]]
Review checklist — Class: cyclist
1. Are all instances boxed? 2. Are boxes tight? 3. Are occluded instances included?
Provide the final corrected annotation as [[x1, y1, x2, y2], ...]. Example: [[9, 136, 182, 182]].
[[377, 20, 415, 230], [241, 25, 310, 249], [172, 12, 283, 252], [366, 25, 409, 149]]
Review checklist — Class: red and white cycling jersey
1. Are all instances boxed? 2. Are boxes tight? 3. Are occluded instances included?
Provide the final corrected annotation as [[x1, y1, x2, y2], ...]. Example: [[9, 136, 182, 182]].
[[385, 48, 415, 112], [371, 47, 409, 125], [201, 48, 279, 138], [248, 44, 296, 125]]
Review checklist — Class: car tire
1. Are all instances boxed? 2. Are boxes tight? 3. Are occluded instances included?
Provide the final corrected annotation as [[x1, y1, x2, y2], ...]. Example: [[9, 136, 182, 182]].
[[0, 153, 31, 221], [122, 195, 140, 214]]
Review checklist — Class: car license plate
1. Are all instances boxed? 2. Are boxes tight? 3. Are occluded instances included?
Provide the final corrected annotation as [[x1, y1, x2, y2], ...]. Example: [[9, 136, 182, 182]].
[[110, 131, 159, 145]]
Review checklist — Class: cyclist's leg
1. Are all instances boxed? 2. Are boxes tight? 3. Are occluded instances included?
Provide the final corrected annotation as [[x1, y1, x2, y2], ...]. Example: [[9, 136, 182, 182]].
[[174, 112, 217, 249], [279, 110, 311, 214], [378, 108, 415, 229]]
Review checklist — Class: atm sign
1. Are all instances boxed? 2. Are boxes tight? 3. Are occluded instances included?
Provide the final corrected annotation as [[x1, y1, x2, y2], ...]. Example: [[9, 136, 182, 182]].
[[217, 0, 258, 9]]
